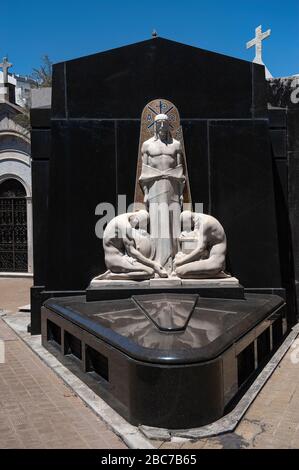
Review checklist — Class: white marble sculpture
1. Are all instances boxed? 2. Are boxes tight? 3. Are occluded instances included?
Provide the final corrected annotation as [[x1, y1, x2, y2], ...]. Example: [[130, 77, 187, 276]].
[[91, 105, 235, 284], [140, 114, 185, 273], [93, 210, 168, 281]]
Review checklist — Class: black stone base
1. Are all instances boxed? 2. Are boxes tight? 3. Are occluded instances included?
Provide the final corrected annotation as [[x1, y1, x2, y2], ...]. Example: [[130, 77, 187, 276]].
[[86, 284, 245, 302], [42, 293, 287, 429], [30, 287, 86, 335]]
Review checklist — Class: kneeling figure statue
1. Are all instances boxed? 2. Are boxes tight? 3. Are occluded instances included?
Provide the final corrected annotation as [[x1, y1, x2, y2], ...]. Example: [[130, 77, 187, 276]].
[[94, 210, 168, 281], [174, 211, 228, 279]]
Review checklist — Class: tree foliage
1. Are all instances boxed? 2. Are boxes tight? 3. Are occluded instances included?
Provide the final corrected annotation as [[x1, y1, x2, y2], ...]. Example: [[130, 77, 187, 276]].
[[31, 54, 53, 87]]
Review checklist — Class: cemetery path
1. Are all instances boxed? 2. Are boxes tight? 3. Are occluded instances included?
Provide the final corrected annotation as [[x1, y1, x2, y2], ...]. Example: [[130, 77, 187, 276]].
[[0, 278, 127, 449], [153, 331, 299, 449], [0, 277, 32, 314]]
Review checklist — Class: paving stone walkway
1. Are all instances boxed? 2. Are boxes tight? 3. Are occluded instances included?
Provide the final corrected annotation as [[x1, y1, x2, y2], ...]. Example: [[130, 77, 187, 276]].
[[0, 319, 127, 449], [0, 277, 32, 314], [0, 278, 126, 449], [152, 334, 299, 449]]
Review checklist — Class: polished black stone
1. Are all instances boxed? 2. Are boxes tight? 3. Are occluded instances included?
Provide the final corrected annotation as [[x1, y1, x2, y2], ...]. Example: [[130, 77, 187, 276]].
[[252, 63, 268, 118], [46, 120, 116, 290], [46, 117, 283, 293], [30, 108, 51, 128], [287, 109, 299, 153], [31, 160, 49, 285], [46, 39, 281, 293], [208, 120, 281, 288], [31, 129, 51, 161], [268, 108, 287, 128], [289, 149, 299, 316], [116, 121, 140, 206], [44, 293, 284, 364], [30, 38, 299, 335], [132, 293, 198, 332], [270, 129, 287, 158], [51, 62, 66, 119], [182, 120, 209, 211], [42, 293, 286, 428], [52, 38, 258, 120], [271, 157, 295, 325]]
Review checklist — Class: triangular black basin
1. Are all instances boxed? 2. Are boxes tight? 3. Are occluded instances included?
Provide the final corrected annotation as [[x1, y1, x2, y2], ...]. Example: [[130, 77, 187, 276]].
[[132, 293, 199, 332]]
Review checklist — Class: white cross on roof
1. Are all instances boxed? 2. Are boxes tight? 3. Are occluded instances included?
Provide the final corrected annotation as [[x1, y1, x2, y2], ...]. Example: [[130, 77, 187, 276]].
[[0, 57, 13, 84], [246, 25, 272, 78]]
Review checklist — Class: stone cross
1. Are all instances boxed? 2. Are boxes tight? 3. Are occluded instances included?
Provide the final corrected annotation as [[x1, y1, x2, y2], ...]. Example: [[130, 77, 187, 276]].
[[246, 25, 271, 64], [0, 57, 13, 83]]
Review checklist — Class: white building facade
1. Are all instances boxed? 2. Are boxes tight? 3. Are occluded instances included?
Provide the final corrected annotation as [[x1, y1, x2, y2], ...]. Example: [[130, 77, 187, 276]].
[[0, 60, 35, 274]]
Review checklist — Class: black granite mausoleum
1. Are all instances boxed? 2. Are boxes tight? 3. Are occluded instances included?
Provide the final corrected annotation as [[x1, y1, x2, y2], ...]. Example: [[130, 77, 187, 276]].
[[30, 37, 299, 429], [31, 38, 298, 333]]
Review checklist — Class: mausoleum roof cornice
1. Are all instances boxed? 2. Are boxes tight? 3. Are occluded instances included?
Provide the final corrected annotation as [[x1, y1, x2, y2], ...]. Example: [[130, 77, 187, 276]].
[[54, 36, 255, 69]]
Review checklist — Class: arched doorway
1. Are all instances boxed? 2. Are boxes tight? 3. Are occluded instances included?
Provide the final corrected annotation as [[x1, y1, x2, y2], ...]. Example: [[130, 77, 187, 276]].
[[0, 178, 28, 272]]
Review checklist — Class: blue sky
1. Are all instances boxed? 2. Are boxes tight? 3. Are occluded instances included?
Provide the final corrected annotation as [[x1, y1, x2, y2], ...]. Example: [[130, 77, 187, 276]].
[[1, 0, 298, 77]]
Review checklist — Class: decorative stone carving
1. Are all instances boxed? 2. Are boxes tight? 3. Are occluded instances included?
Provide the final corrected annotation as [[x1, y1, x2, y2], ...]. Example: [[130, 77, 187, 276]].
[[91, 99, 234, 284], [134, 99, 192, 207]]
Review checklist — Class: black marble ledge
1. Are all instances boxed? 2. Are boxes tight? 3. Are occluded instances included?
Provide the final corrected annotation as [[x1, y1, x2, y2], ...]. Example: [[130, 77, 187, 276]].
[[86, 284, 245, 302], [44, 293, 284, 365]]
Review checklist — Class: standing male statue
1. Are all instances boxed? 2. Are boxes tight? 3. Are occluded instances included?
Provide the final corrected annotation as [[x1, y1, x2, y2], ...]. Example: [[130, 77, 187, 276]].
[[139, 114, 185, 274]]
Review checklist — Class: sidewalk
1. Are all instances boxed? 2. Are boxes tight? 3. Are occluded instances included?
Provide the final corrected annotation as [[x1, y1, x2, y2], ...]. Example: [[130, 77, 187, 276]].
[[0, 278, 127, 449], [0, 277, 32, 314], [153, 343, 299, 449]]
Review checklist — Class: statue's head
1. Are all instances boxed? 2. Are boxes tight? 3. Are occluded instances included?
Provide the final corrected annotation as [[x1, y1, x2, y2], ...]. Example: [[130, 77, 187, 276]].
[[129, 210, 149, 230], [180, 210, 195, 232], [154, 114, 170, 140]]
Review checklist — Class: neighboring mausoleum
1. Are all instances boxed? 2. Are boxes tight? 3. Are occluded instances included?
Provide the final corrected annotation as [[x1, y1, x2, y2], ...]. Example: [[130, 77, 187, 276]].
[[0, 58, 36, 274], [29, 36, 299, 429]]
